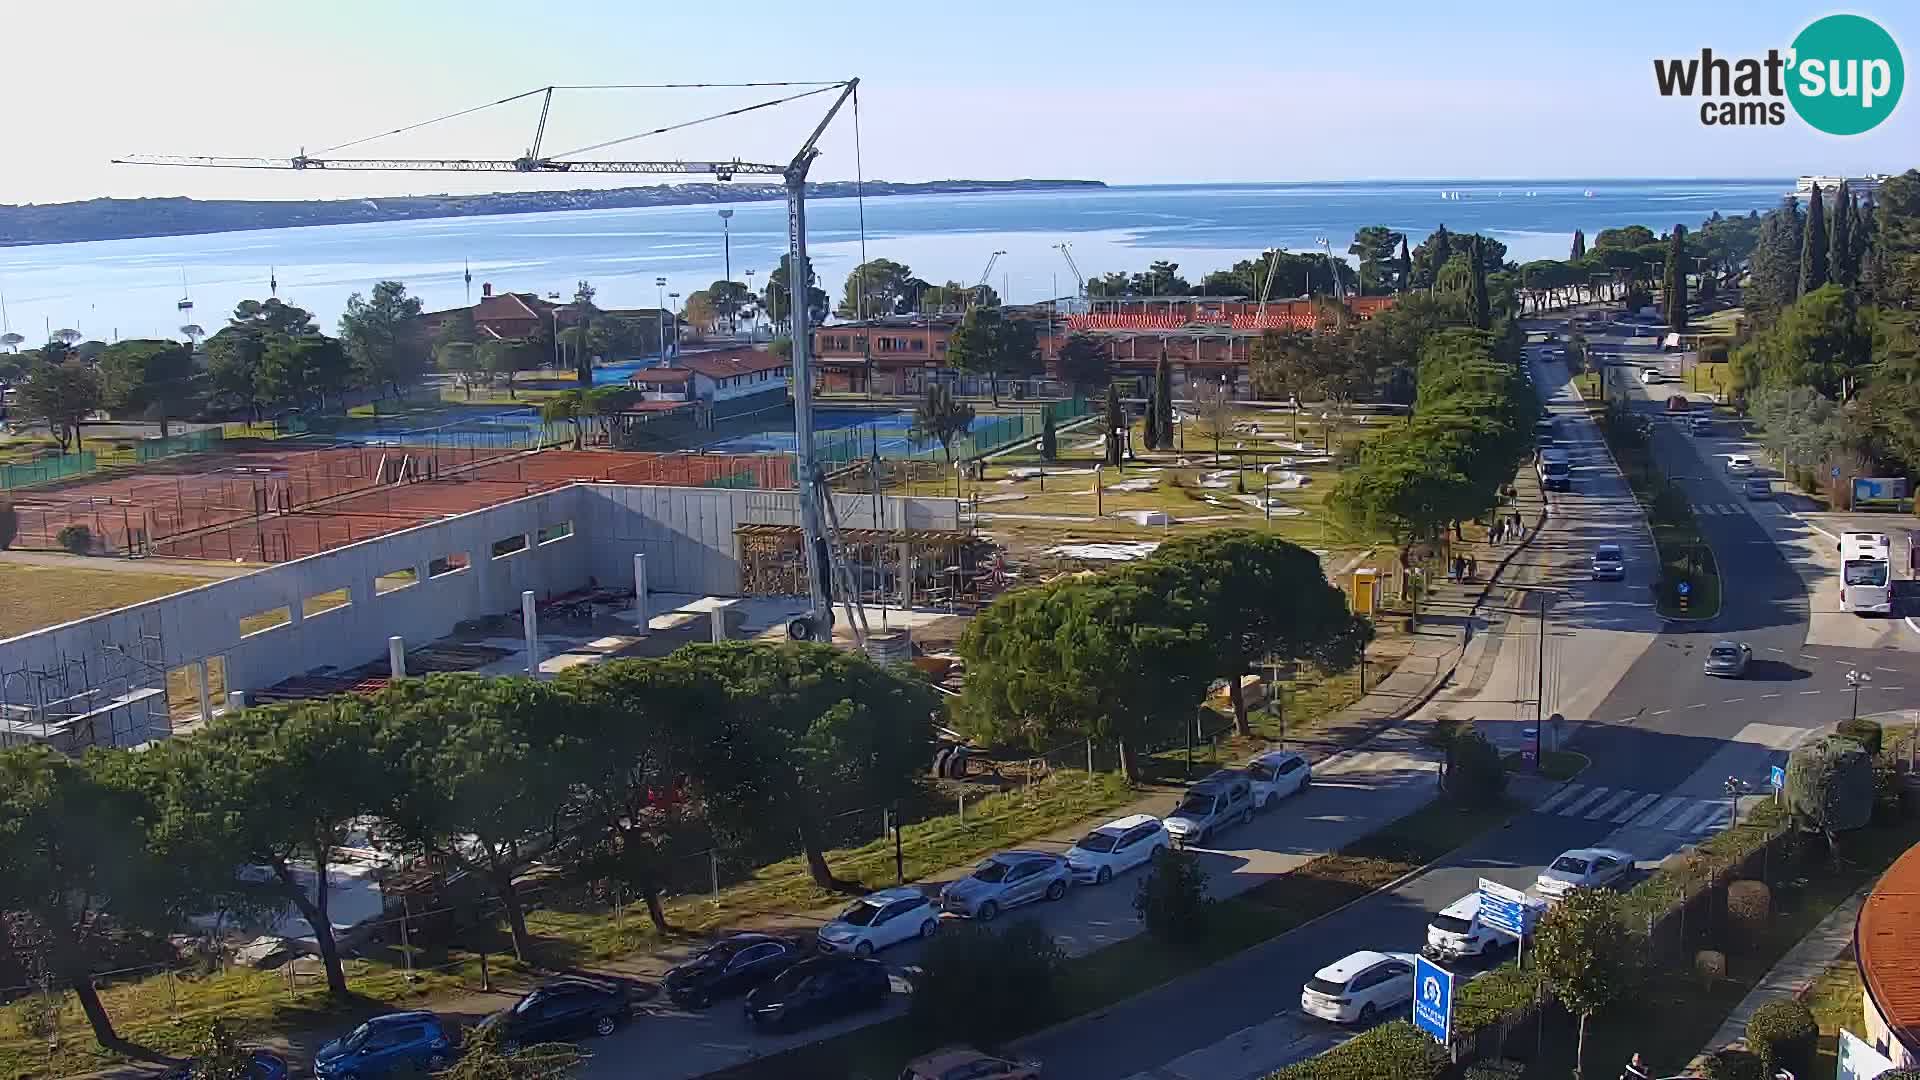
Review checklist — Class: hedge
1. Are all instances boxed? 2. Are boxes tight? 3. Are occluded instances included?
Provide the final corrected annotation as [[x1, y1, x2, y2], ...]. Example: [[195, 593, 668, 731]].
[[1264, 1019, 1449, 1080], [1746, 999, 1816, 1080]]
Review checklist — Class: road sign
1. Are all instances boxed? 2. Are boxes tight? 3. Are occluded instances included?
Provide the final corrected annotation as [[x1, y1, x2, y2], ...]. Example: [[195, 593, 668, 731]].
[[1771, 765, 1787, 790], [1412, 955, 1453, 1045], [1833, 466, 1844, 480], [1476, 879, 1535, 938], [1677, 580, 1692, 596]]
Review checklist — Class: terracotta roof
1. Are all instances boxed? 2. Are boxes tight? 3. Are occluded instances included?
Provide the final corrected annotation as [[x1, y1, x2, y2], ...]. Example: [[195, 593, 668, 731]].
[[1859, 839, 1920, 1055], [676, 351, 791, 380], [628, 368, 692, 384]]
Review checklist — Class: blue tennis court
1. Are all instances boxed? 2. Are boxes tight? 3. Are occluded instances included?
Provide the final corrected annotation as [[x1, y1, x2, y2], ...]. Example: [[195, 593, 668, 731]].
[[298, 408, 558, 449], [702, 408, 1007, 460]]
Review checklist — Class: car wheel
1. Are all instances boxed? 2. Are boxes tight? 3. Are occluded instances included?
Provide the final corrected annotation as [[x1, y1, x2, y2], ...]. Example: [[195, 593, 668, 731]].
[[919, 918, 938, 939], [977, 900, 999, 923], [1241, 806, 1254, 826], [1263, 794, 1277, 811], [1046, 879, 1067, 902], [854, 939, 875, 958], [1151, 843, 1167, 861], [1096, 865, 1113, 885], [1358, 1002, 1378, 1026], [684, 988, 711, 1010], [594, 1014, 618, 1037]]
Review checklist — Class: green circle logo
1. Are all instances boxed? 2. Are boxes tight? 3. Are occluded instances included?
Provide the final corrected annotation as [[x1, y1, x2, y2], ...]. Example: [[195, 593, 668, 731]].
[[1787, 14, 1904, 135]]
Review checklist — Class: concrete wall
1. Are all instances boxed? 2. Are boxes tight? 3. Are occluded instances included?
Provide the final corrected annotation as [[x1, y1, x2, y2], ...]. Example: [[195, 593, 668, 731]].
[[0, 481, 959, 746]]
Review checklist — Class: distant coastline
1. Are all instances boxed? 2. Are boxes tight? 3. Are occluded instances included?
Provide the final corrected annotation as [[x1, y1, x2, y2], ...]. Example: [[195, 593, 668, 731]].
[[0, 178, 1106, 248]]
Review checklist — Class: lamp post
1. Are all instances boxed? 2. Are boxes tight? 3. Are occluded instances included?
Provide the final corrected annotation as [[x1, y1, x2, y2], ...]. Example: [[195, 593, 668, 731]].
[[669, 292, 681, 353], [719, 209, 735, 337], [744, 269, 757, 341], [655, 276, 669, 359], [1848, 668, 1871, 722]]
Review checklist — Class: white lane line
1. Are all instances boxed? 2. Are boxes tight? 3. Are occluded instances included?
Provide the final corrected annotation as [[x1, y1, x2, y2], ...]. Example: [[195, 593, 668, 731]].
[[1881, 686, 1906, 692], [1688, 703, 1708, 709], [1763, 693, 1783, 699], [1768, 647, 1786, 653], [1534, 783, 1590, 815], [1632, 796, 1690, 828], [1724, 698, 1745, 704], [1688, 802, 1733, 836], [1652, 708, 1672, 716], [1663, 801, 1717, 834], [1801, 690, 1823, 695], [1612, 792, 1662, 823], [1559, 786, 1616, 817], [1877, 667, 1900, 673], [1586, 790, 1641, 820]]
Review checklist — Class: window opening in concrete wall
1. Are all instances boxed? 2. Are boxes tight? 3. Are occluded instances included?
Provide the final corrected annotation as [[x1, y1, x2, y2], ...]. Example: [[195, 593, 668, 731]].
[[491, 534, 529, 559], [302, 588, 351, 618], [166, 657, 228, 721], [429, 552, 470, 578], [536, 521, 574, 545], [376, 567, 418, 595], [239, 605, 291, 637]]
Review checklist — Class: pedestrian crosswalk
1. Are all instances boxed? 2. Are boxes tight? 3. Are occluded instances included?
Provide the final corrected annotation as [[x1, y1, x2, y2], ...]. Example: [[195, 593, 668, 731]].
[[1692, 503, 1746, 516], [1529, 783, 1733, 839]]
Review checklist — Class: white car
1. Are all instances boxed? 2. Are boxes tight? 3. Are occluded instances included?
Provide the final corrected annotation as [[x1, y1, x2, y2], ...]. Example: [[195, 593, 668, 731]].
[[1246, 750, 1312, 809], [1534, 847, 1634, 899], [1300, 950, 1417, 1025], [815, 887, 939, 957], [1640, 368, 1664, 384], [1725, 454, 1754, 474], [1423, 893, 1513, 962], [1064, 814, 1169, 885]]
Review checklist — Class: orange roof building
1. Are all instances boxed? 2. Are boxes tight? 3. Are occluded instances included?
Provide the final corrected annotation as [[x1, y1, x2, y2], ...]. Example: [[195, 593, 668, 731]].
[[1857, 839, 1920, 1066]]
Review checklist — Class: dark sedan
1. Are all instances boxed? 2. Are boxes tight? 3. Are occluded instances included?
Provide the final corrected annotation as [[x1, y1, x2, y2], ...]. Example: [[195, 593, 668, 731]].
[[478, 978, 633, 1052], [664, 933, 806, 1009], [743, 955, 890, 1033]]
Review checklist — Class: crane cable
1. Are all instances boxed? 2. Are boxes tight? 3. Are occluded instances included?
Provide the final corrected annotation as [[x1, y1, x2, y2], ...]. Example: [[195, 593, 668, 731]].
[[316, 87, 552, 156], [547, 83, 846, 161], [854, 82, 869, 329]]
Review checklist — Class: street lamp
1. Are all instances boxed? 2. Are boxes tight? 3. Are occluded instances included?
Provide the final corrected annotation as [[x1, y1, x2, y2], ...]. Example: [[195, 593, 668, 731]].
[[744, 269, 757, 341], [655, 276, 669, 359], [1848, 669, 1871, 722], [669, 292, 681, 352], [718, 209, 735, 336]]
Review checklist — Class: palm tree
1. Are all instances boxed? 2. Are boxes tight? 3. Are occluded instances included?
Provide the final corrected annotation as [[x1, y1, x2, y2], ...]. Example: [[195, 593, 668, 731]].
[[52, 329, 81, 347], [0, 332, 22, 353], [179, 324, 205, 349], [540, 390, 594, 450]]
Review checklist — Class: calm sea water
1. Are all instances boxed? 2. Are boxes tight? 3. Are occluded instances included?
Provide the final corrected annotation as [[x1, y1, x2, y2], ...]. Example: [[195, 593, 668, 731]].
[[0, 178, 1788, 342]]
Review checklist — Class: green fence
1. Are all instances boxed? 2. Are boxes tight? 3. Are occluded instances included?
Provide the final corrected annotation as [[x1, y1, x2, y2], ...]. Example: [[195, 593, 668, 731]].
[[813, 398, 1092, 468], [135, 428, 224, 463], [0, 451, 96, 491]]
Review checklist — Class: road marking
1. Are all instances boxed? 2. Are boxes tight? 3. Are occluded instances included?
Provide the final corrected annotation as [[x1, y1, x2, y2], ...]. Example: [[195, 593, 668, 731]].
[[1877, 667, 1900, 673], [1762, 693, 1783, 699], [1631, 796, 1690, 828], [1587, 790, 1641, 820], [1803, 655, 1821, 661], [1652, 708, 1672, 716], [1800, 690, 1823, 695], [1768, 647, 1786, 653], [1881, 686, 1906, 692], [1662, 801, 1717, 834], [1559, 786, 1616, 817], [1692, 802, 1733, 833], [1612, 792, 1662, 823], [1724, 698, 1744, 704], [1534, 783, 1590, 815]]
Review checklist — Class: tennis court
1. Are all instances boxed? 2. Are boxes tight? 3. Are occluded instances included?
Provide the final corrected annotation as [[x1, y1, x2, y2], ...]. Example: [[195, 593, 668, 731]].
[[703, 404, 1089, 464], [292, 407, 564, 450]]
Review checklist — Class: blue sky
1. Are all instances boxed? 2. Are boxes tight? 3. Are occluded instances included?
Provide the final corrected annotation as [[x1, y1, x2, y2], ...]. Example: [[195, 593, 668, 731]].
[[4, 0, 1913, 203]]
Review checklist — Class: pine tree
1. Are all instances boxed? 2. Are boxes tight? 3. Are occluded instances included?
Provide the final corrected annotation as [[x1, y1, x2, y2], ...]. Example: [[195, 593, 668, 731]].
[[1039, 404, 1058, 461], [1395, 236, 1412, 293], [1154, 353, 1174, 449], [1828, 181, 1855, 289], [1571, 229, 1587, 260], [1467, 236, 1491, 330], [1664, 224, 1689, 332], [1750, 197, 1804, 317], [1103, 382, 1124, 467], [1801, 182, 1829, 297]]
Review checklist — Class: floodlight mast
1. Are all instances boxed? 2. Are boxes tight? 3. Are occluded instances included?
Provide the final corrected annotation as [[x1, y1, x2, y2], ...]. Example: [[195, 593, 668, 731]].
[[114, 78, 863, 642]]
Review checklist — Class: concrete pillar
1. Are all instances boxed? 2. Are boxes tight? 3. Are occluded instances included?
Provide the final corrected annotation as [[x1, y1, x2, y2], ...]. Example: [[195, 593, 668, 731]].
[[710, 601, 731, 643], [633, 553, 648, 629], [522, 590, 540, 677], [388, 636, 407, 679], [195, 661, 212, 726], [228, 690, 248, 712]]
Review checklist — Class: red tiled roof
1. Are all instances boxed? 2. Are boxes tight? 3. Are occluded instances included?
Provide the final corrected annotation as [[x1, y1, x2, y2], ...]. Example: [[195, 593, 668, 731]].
[[676, 351, 791, 380], [629, 368, 692, 384], [1860, 839, 1920, 1054]]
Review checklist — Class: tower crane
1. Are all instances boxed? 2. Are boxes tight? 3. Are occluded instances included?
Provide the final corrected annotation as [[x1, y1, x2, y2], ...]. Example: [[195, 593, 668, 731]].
[[1316, 236, 1348, 305], [116, 80, 865, 645], [1053, 242, 1086, 306], [972, 250, 1006, 307]]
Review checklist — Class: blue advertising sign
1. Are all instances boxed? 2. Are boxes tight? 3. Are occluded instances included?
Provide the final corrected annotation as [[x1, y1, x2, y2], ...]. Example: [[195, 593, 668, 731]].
[[1412, 955, 1453, 1045], [1853, 476, 1910, 504], [1771, 765, 1787, 791]]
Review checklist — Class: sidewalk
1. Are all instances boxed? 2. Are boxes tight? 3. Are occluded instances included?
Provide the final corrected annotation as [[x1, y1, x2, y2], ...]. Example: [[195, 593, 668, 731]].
[[1693, 882, 1874, 1065]]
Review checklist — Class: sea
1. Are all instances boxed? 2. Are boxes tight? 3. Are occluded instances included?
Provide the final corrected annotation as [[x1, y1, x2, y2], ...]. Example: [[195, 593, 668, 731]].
[[0, 178, 1790, 342]]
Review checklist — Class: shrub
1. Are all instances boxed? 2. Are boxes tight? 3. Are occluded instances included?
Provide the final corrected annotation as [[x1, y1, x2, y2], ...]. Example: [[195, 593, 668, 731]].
[[1265, 1019, 1449, 1080], [1785, 735, 1874, 845], [1877, 1070, 1920, 1080], [1838, 717, 1884, 755], [1701, 1047, 1762, 1080], [909, 920, 1065, 1046], [1724, 880, 1771, 944], [56, 523, 93, 554], [1746, 998, 1817, 1080], [1444, 731, 1508, 808], [0, 500, 16, 550], [1872, 751, 1906, 824], [1134, 846, 1211, 944], [1694, 949, 1727, 983]]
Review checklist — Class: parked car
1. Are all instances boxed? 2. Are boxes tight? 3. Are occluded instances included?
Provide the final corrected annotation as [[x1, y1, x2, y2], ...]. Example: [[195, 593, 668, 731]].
[[1744, 477, 1773, 500], [1703, 640, 1753, 678], [477, 979, 633, 1052], [1164, 773, 1255, 848], [1246, 750, 1312, 808], [168, 1051, 289, 1080], [941, 851, 1072, 921], [314, 1013, 454, 1079], [817, 887, 939, 956], [1299, 950, 1417, 1025], [1421, 893, 1514, 962], [1688, 414, 1713, 435], [1065, 814, 1169, 885], [743, 955, 890, 1033], [900, 1047, 1044, 1080], [1534, 848, 1634, 899], [1725, 454, 1754, 474], [1640, 368, 1665, 384], [664, 933, 806, 1009], [1590, 543, 1626, 582]]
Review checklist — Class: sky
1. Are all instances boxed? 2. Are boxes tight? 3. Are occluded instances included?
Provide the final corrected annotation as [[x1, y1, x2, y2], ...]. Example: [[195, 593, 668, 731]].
[[2, 0, 1915, 205]]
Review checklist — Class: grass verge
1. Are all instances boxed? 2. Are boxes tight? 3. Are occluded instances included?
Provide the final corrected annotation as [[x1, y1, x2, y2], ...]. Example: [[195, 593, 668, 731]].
[[0, 562, 210, 639], [1593, 405, 1722, 620], [708, 799, 1514, 1080], [1804, 950, 1862, 1080]]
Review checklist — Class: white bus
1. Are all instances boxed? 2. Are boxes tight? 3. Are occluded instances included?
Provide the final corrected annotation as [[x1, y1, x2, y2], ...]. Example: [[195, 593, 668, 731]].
[[1840, 532, 1893, 614]]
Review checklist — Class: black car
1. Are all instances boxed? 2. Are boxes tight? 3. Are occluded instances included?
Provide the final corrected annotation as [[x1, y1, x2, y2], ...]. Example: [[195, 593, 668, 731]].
[[479, 978, 633, 1052], [165, 1050, 288, 1080], [743, 955, 890, 1033], [665, 933, 805, 1009]]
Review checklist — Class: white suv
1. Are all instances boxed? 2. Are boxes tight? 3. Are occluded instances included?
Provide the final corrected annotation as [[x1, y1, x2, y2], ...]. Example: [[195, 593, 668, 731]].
[[815, 887, 938, 957], [1164, 774, 1255, 849], [1246, 750, 1311, 809], [1064, 814, 1169, 885], [1300, 950, 1417, 1025], [1422, 893, 1510, 962]]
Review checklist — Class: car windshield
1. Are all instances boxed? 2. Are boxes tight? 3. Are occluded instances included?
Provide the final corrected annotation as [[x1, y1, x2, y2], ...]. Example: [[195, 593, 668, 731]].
[[1076, 832, 1118, 853], [971, 860, 1013, 883], [1178, 794, 1215, 816], [1711, 646, 1740, 660], [512, 993, 549, 1015], [768, 965, 814, 993], [1431, 914, 1474, 935], [1247, 762, 1277, 782], [838, 900, 885, 926], [1845, 562, 1890, 586], [1551, 856, 1591, 875], [1595, 547, 1621, 561], [1543, 462, 1570, 476], [1306, 976, 1350, 996], [696, 940, 746, 963], [342, 1023, 374, 1050]]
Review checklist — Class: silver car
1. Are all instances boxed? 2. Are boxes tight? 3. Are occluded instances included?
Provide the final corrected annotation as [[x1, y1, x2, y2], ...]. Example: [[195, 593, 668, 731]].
[[1164, 773, 1255, 848], [938, 851, 1071, 922], [1591, 544, 1625, 582], [1703, 640, 1752, 678]]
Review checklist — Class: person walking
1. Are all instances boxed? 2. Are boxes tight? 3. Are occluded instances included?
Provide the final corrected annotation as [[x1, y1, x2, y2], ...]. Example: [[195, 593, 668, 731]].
[[1621, 1052, 1651, 1080]]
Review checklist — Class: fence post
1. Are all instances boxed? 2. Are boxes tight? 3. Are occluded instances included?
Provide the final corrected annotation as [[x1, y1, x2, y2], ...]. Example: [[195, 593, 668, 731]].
[[401, 896, 415, 984], [1087, 738, 1094, 779], [958, 792, 965, 823], [710, 849, 721, 907], [479, 945, 492, 993]]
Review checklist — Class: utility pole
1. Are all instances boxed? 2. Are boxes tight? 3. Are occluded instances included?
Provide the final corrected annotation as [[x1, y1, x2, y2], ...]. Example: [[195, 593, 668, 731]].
[[719, 209, 735, 336]]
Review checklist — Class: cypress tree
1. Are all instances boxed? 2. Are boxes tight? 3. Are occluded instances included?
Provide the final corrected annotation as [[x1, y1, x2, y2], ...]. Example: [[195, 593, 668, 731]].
[[1154, 353, 1174, 449], [1395, 236, 1413, 293], [1039, 404, 1057, 461], [1467, 236, 1491, 330], [1571, 230, 1587, 260], [1103, 382, 1123, 467], [1142, 382, 1160, 451], [1800, 182, 1829, 297], [1828, 181, 1855, 289], [1664, 224, 1688, 332]]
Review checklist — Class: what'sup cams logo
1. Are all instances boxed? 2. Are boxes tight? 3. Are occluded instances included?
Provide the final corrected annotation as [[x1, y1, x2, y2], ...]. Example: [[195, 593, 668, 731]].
[[1654, 14, 1903, 134]]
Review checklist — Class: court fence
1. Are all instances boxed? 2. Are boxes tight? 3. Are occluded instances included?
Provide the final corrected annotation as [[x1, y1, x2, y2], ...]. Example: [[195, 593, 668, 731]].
[[812, 398, 1092, 469], [135, 428, 224, 463], [0, 451, 96, 491]]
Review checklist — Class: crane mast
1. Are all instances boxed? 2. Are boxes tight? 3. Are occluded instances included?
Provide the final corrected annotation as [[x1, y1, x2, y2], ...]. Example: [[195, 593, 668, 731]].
[[1053, 242, 1086, 305]]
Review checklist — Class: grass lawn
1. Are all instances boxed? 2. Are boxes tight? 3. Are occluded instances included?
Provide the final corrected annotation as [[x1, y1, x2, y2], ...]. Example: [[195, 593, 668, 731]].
[[1688, 308, 1745, 336], [0, 562, 209, 639], [1687, 361, 1731, 397], [1503, 749, 1589, 781], [1804, 950, 1864, 1080], [711, 800, 1515, 1080]]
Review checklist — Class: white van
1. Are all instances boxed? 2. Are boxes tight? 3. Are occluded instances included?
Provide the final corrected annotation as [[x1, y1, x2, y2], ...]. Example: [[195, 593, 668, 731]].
[[1421, 893, 1510, 962]]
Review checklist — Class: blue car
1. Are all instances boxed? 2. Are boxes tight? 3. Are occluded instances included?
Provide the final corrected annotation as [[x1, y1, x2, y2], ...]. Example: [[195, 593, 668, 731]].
[[166, 1050, 288, 1080], [314, 1012, 455, 1079]]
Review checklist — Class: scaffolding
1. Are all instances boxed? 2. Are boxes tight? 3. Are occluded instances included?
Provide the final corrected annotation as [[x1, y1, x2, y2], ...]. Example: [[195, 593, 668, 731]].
[[0, 611, 171, 751], [734, 524, 1006, 613]]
